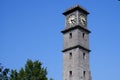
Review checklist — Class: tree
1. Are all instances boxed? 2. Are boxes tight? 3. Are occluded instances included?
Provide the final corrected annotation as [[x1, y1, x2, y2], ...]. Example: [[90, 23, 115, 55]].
[[10, 59, 48, 80], [0, 63, 10, 80], [49, 78, 54, 80]]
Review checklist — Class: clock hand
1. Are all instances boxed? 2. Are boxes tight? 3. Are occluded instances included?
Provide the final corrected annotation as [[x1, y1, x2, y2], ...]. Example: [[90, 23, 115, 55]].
[[83, 20, 86, 24], [71, 19, 75, 24]]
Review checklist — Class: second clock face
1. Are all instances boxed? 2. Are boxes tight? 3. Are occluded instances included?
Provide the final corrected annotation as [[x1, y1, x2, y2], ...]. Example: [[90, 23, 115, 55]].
[[79, 15, 86, 26], [67, 14, 76, 25]]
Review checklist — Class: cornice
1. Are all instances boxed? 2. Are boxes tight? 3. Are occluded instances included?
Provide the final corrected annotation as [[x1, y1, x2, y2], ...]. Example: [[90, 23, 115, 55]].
[[61, 25, 91, 34], [63, 5, 89, 16], [62, 45, 91, 52]]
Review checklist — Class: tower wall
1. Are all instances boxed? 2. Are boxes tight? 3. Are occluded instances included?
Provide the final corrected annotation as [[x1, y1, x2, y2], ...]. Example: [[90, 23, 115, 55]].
[[62, 5, 91, 80]]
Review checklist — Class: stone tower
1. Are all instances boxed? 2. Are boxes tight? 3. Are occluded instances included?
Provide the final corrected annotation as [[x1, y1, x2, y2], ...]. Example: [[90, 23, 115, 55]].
[[61, 5, 91, 80]]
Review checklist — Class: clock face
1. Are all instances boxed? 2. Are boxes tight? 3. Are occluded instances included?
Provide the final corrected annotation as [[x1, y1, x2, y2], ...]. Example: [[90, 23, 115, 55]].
[[79, 15, 86, 26], [67, 14, 76, 25]]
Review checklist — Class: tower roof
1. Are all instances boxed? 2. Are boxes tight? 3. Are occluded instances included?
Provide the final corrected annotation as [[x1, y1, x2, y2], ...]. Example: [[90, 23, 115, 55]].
[[63, 5, 89, 15]]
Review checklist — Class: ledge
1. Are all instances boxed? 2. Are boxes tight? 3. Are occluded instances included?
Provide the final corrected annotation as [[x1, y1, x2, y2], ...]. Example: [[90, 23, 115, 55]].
[[61, 25, 91, 34], [62, 45, 91, 52]]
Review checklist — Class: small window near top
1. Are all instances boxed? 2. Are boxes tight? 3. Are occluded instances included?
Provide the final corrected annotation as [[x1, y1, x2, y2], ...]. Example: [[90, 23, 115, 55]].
[[83, 33, 85, 38], [69, 33, 72, 39]]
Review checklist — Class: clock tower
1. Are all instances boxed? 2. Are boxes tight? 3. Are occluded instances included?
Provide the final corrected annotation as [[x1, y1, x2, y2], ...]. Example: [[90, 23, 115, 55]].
[[61, 5, 92, 80]]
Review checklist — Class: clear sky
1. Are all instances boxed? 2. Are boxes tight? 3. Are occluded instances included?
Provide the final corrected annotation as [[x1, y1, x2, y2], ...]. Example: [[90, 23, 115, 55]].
[[0, 0, 120, 80]]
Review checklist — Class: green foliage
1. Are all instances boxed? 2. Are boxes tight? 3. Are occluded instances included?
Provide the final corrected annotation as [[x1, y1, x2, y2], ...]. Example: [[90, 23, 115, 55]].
[[49, 78, 54, 80], [10, 70, 18, 80], [10, 59, 48, 80], [0, 59, 53, 80], [0, 63, 10, 80]]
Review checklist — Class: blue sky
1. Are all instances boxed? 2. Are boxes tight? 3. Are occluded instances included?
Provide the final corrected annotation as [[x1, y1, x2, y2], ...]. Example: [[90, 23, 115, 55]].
[[0, 0, 120, 80]]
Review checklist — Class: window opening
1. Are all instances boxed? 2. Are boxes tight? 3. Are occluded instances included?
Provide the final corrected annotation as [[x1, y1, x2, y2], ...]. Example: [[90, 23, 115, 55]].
[[69, 52, 72, 59], [83, 33, 85, 38], [69, 71, 72, 77], [83, 53, 86, 60], [83, 71, 86, 80], [69, 33, 72, 39]]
